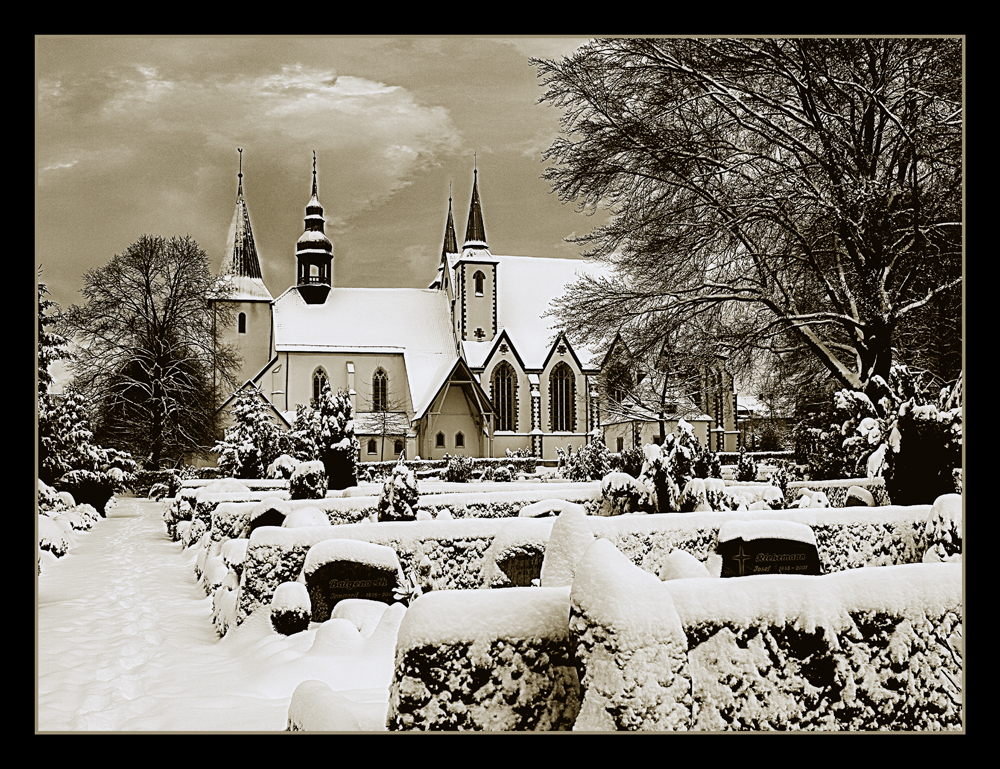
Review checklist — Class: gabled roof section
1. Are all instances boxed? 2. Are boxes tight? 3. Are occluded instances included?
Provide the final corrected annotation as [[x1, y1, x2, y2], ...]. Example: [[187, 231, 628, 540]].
[[540, 331, 592, 374], [487, 254, 611, 371], [217, 376, 292, 430], [462, 328, 527, 373], [220, 149, 272, 301], [413, 356, 495, 422]]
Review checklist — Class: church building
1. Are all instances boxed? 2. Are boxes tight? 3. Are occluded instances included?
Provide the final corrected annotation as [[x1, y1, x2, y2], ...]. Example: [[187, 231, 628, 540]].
[[211, 151, 739, 463]]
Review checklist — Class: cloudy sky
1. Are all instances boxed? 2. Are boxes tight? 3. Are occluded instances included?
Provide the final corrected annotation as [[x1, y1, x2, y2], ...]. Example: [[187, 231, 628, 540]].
[[36, 36, 606, 317]]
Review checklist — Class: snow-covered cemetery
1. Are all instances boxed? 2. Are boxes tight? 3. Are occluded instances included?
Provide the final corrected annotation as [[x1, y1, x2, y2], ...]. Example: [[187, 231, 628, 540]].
[[37, 37, 963, 732]]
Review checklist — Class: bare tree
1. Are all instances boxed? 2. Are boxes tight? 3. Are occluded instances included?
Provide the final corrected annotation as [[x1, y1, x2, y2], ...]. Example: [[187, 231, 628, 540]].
[[58, 235, 240, 469], [534, 38, 962, 408]]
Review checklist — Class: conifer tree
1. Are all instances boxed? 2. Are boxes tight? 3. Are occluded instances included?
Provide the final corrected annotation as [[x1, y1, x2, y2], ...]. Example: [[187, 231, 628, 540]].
[[213, 387, 283, 479]]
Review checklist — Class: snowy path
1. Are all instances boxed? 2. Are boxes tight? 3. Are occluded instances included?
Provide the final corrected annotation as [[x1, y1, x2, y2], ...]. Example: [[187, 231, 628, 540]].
[[37, 498, 394, 732]]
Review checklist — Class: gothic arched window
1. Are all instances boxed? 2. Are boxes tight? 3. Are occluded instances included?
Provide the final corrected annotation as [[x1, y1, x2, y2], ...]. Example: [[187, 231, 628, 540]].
[[372, 368, 388, 411], [473, 270, 485, 296], [367, 439, 378, 455], [492, 362, 517, 432], [550, 363, 575, 432], [312, 368, 328, 404], [394, 439, 404, 456], [455, 432, 465, 448], [238, 312, 247, 334], [436, 432, 446, 448]]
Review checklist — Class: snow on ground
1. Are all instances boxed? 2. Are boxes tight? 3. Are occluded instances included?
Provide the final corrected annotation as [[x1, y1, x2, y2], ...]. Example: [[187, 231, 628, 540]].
[[37, 497, 393, 732]]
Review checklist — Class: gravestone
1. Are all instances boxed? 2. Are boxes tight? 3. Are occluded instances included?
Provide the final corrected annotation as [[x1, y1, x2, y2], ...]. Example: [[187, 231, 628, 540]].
[[303, 540, 405, 622], [716, 520, 822, 578], [249, 497, 291, 536], [496, 548, 545, 587]]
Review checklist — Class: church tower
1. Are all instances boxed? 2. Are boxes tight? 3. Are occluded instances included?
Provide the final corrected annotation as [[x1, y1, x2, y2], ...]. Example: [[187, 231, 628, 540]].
[[454, 162, 498, 343], [295, 151, 334, 304], [213, 148, 273, 389]]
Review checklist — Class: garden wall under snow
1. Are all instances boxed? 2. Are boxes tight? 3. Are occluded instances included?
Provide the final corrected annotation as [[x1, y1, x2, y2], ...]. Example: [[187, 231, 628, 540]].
[[385, 538, 962, 731]]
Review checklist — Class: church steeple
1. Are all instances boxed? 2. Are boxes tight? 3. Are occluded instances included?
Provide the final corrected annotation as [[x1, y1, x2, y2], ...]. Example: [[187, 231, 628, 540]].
[[220, 147, 271, 300], [443, 187, 459, 256], [295, 150, 334, 304], [463, 160, 488, 250]]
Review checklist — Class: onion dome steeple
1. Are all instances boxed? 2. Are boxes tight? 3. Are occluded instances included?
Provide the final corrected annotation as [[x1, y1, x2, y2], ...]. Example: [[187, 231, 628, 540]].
[[219, 148, 271, 301], [295, 151, 334, 304]]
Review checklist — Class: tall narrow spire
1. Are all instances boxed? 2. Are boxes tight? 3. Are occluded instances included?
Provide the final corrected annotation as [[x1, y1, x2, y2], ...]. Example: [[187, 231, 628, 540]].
[[443, 186, 458, 256], [311, 150, 318, 198], [220, 148, 271, 300], [463, 165, 487, 249]]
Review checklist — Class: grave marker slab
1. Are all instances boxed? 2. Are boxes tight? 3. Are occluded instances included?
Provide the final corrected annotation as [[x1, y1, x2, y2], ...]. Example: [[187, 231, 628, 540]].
[[303, 540, 404, 622], [497, 550, 544, 587], [717, 520, 822, 578]]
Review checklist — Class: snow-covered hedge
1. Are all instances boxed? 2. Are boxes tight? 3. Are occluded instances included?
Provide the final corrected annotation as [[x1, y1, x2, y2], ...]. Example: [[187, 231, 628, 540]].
[[232, 496, 949, 631], [785, 477, 890, 508], [580, 503, 933, 578], [387, 587, 581, 731], [236, 518, 554, 625], [385, 537, 962, 731], [362, 456, 538, 482]]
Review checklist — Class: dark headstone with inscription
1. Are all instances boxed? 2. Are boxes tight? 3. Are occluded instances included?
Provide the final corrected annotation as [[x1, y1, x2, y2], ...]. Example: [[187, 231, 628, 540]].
[[717, 520, 822, 578], [497, 548, 545, 587], [303, 539, 405, 622]]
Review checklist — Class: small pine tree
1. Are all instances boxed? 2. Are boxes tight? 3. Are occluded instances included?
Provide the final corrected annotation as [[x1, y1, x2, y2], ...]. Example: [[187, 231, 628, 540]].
[[213, 387, 284, 479], [312, 382, 360, 490], [735, 446, 757, 482], [37, 386, 137, 513], [378, 459, 420, 521], [444, 454, 473, 483]]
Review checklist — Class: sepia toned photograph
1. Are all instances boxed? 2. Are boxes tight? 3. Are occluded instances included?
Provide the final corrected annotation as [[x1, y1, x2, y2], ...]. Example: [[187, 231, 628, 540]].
[[36, 35, 963, 732]]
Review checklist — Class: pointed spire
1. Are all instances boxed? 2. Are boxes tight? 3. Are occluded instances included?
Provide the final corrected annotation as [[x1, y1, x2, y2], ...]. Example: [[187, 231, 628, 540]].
[[463, 163, 487, 249], [311, 149, 318, 198], [443, 185, 458, 256], [221, 148, 271, 300]]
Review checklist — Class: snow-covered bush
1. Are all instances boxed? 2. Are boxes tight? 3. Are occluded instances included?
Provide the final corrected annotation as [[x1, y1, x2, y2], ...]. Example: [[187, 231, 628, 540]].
[[266, 454, 299, 480], [38, 514, 69, 558], [558, 440, 612, 482], [270, 581, 312, 636], [735, 446, 757, 483], [289, 461, 327, 500], [637, 419, 729, 513], [923, 494, 962, 563], [493, 465, 514, 483], [596, 472, 652, 516], [443, 454, 473, 483], [310, 382, 360, 491], [213, 387, 285, 479], [378, 460, 420, 522], [612, 445, 645, 479], [38, 387, 137, 514], [833, 366, 962, 505]]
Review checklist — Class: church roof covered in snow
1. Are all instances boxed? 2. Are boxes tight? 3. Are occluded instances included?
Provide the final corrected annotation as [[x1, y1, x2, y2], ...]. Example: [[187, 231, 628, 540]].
[[272, 285, 459, 415], [457, 254, 611, 372]]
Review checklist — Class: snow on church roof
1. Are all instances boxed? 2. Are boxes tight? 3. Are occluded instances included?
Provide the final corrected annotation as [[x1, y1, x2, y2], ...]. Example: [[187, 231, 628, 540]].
[[272, 286, 458, 414], [459, 254, 611, 371]]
